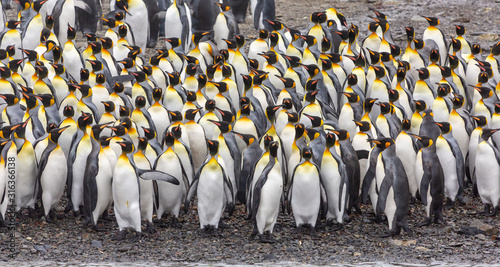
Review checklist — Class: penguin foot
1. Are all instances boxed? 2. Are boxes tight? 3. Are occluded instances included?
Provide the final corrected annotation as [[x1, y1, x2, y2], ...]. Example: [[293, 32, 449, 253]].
[[485, 207, 497, 217], [444, 198, 455, 210], [112, 230, 128, 241], [380, 229, 400, 238], [17, 210, 30, 220], [260, 231, 276, 243], [308, 225, 316, 236], [45, 212, 57, 224], [480, 204, 492, 216], [146, 221, 156, 234], [91, 224, 107, 232], [171, 217, 182, 229], [249, 227, 258, 241], [29, 208, 42, 219], [201, 225, 219, 238], [100, 210, 115, 222], [130, 231, 142, 242], [417, 218, 431, 227], [326, 220, 342, 231], [64, 202, 73, 214]]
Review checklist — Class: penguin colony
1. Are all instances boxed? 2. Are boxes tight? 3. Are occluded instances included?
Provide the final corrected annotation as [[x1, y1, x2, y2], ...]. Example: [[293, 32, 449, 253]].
[[1, 0, 500, 242]]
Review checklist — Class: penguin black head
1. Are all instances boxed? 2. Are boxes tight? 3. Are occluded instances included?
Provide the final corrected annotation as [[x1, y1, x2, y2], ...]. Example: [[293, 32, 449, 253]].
[[280, 55, 299, 69], [473, 86, 493, 99], [472, 115, 488, 127], [304, 90, 317, 103], [80, 68, 90, 82], [48, 126, 70, 144], [481, 128, 500, 141], [495, 102, 500, 114], [301, 146, 313, 161], [45, 15, 54, 29], [412, 38, 425, 50], [185, 108, 201, 121], [185, 91, 197, 102], [35, 94, 55, 107], [354, 120, 371, 132], [390, 44, 401, 57], [92, 122, 112, 139], [137, 137, 148, 151], [302, 64, 320, 78], [234, 132, 256, 146], [471, 44, 481, 55], [319, 58, 332, 70], [368, 21, 379, 33], [450, 38, 461, 53], [205, 99, 216, 111], [276, 76, 295, 89], [14, 118, 31, 139], [7, 58, 24, 72], [142, 126, 156, 140], [89, 41, 102, 54], [207, 139, 219, 156], [99, 37, 114, 50], [0, 49, 7, 61], [240, 103, 251, 116], [268, 33, 280, 48], [248, 59, 259, 70], [262, 135, 274, 150], [380, 52, 392, 63], [216, 108, 234, 124], [185, 63, 199, 76], [417, 68, 430, 80], [109, 125, 127, 136], [6, 20, 21, 30], [164, 38, 181, 49], [197, 74, 208, 89], [452, 95, 464, 109], [435, 122, 452, 135], [114, 10, 126, 21], [209, 120, 231, 134], [169, 111, 182, 122], [454, 25, 466, 36], [65, 24, 77, 40], [22, 92, 37, 109], [152, 86, 163, 102], [429, 49, 440, 63], [266, 104, 282, 122], [287, 112, 299, 123], [401, 119, 411, 131], [134, 96, 147, 109], [118, 140, 134, 154], [414, 100, 427, 112], [372, 66, 385, 79], [363, 98, 378, 112], [320, 37, 332, 53], [0, 124, 19, 138], [211, 81, 229, 94], [369, 138, 394, 150], [347, 74, 358, 86], [63, 105, 75, 117], [306, 128, 321, 141], [171, 125, 183, 139], [377, 101, 391, 115], [78, 84, 92, 98], [294, 123, 305, 140], [167, 72, 181, 86], [325, 132, 336, 148], [118, 25, 128, 38], [305, 80, 319, 93], [491, 41, 500, 56], [282, 98, 293, 110], [300, 35, 317, 47], [0, 94, 19, 106], [17, 0, 31, 11], [268, 141, 279, 158], [77, 112, 93, 130], [331, 129, 350, 141], [51, 63, 65, 76], [259, 51, 278, 65], [119, 105, 131, 118], [412, 134, 433, 148], [192, 31, 211, 45], [131, 71, 147, 83], [343, 92, 360, 104], [366, 48, 380, 64], [100, 136, 112, 147], [87, 59, 103, 72], [396, 68, 407, 83], [33, 0, 47, 13], [94, 73, 106, 85], [20, 49, 37, 61], [252, 72, 268, 86], [436, 83, 451, 97], [113, 82, 125, 94], [422, 16, 440, 26]]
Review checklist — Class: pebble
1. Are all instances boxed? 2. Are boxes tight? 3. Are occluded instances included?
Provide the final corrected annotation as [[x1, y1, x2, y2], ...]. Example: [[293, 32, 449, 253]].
[[117, 246, 131, 253], [33, 245, 48, 253], [91, 240, 103, 248]]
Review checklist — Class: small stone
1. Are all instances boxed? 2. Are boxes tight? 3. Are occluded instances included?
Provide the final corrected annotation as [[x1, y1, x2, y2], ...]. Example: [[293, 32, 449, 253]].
[[479, 34, 499, 42], [389, 239, 403, 246], [118, 246, 131, 252], [470, 219, 499, 235], [353, 252, 362, 256], [415, 246, 429, 251], [44, 245, 52, 250], [33, 245, 47, 253], [404, 240, 417, 246], [264, 254, 276, 260], [91, 240, 102, 248], [285, 247, 298, 252], [449, 242, 463, 247]]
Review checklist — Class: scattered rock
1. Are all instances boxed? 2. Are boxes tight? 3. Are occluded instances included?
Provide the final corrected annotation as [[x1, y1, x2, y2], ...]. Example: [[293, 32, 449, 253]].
[[91, 240, 103, 248], [470, 220, 499, 235], [448, 242, 463, 247], [264, 254, 276, 260], [117, 246, 131, 253], [479, 33, 499, 42], [415, 246, 430, 252], [389, 239, 403, 246], [33, 245, 47, 253]]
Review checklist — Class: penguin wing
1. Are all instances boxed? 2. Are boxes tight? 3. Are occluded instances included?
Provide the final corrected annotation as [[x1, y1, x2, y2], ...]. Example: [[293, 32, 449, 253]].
[[419, 157, 434, 206], [66, 132, 82, 201], [51, 0, 66, 37], [220, 162, 235, 215], [356, 149, 370, 160], [360, 147, 381, 203], [376, 169, 393, 216], [36, 142, 58, 199], [224, 132, 242, 180], [83, 153, 99, 215], [184, 178, 199, 213], [446, 136, 465, 189], [487, 141, 500, 165], [238, 144, 263, 204], [250, 159, 276, 221], [136, 169, 181, 185]]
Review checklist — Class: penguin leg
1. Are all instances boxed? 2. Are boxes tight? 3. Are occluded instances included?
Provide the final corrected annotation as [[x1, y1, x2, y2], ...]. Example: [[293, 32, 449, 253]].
[[249, 225, 258, 241], [171, 216, 182, 229], [100, 210, 115, 222], [326, 219, 342, 231], [260, 231, 277, 243], [218, 219, 230, 229], [130, 231, 142, 242], [112, 230, 128, 241], [308, 225, 316, 236], [64, 201, 73, 213], [480, 204, 491, 216], [29, 207, 41, 219], [417, 217, 431, 227], [17, 209, 30, 220], [45, 210, 57, 224], [486, 206, 498, 217], [146, 221, 156, 234], [444, 198, 455, 210]]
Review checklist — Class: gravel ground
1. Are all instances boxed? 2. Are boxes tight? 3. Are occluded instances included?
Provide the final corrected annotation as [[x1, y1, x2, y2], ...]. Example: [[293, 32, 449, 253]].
[[2, 0, 500, 265]]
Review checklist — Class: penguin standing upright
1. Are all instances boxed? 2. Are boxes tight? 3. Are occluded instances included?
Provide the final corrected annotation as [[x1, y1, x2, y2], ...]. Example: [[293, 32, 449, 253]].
[[0, 21, 22, 53], [38, 126, 70, 222], [74, 0, 100, 34], [164, 0, 192, 53], [249, 141, 283, 243], [422, 16, 448, 66], [413, 134, 445, 225], [186, 140, 234, 232], [213, 3, 239, 50], [252, 0, 275, 31], [115, 0, 149, 51], [475, 128, 500, 216], [51, 0, 76, 45]]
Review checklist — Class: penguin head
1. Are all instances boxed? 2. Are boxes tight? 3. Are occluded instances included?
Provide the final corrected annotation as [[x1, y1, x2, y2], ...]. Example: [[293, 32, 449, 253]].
[[258, 52, 277, 65], [268, 33, 279, 48], [263, 135, 274, 150], [472, 115, 488, 127], [196, 74, 207, 90], [207, 139, 219, 156], [368, 21, 379, 33], [282, 98, 293, 110], [310, 11, 327, 24], [100, 17, 117, 29], [48, 126, 70, 144], [33, 0, 48, 13], [14, 118, 31, 139], [45, 15, 54, 29], [87, 59, 103, 72], [391, 44, 402, 57], [376, 101, 391, 115], [495, 102, 500, 114], [301, 146, 313, 161], [455, 25, 466, 36], [114, 10, 126, 21], [304, 90, 318, 103], [80, 68, 90, 82], [422, 16, 440, 26], [396, 67, 407, 83], [471, 44, 482, 55], [294, 123, 306, 140], [78, 84, 93, 98], [134, 96, 147, 109], [300, 35, 316, 47], [405, 26, 415, 39], [380, 52, 392, 63], [137, 137, 148, 151], [412, 38, 425, 50], [142, 126, 156, 141], [85, 33, 97, 42], [401, 119, 411, 131], [16, 0, 31, 11], [266, 104, 282, 122], [167, 72, 181, 86], [369, 138, 394, 150], [421, 108, 434, 119], [363, 98, 378, 112], [354, 120, 371, 132], [216, 108, 234, 124], [320, 37, 332, 53], [7, 58, 25, 72], [276, 76, 296, 89], [306, 128, 321, 141], [118, 25, 128, 38], [95, 74, 107, 86], [192, 31, 211, 45], [287, 112, 299, 123], [117, 140, 134, 155], [35, 94, 55, 107], [319, 58, 332, 70], [211, 81, 229, 94], [168, 111, 183, 122], [248, 58, 259, 70], [0, 94, 19, 106], [417, 68, 430, 80], [20, 49, 38, 61], [171, 125, 183, 139], [258, 29, 269, 40], [51, 63, 66, 76], [234, 132, 256, 146], [6, 20, 21, 30], [452, 95, 464, 109], [481, 128, 500, 141], [92, 122, 112, 139], [435, 122, 452, 135], [46, 123, 58, 134], [185, 108, 201, 121], [413, 100, 427, 112], [0, 66, 11, 79], [113, 82, 125, 94], [372, 66, 385, 79], [99, 37, 114, 50], [0, 49, 7, 61], [100, 136, 112, 147], [436, 83, 451, 97], [131, 71, 147, 83], [164, 38, 181, 49], [205, 99, 216, 112], [413, 134, 433, 148], [283, 55, 301, 68], [305, 79, 319, 92], [0, 124, 19, 138], [491, 41, 500, 56], [89, 41, 102, 55], [77, 112, 93, 130], [429, 49, 440, 63], [342, 92, 360, 103], [63, 105, 75, 118], [109, 125, 127, 136], [450, 38, 461, 53], [19, 84, 33, 95], [347, 74, 358, 86], [22, 92, 37, 110], [234, 34, 245, 48], [252, 72, 268, 86], [268, 141, 279, 158], [473, 86, 493, 99], [116, 0, 131, 15], [209, 120, 231, 134], [331, 129, 349, 141], [325, 132, 336, 148], [185, 63, 199, 76]]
